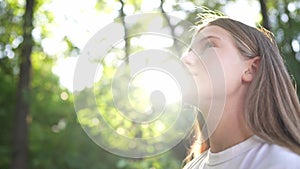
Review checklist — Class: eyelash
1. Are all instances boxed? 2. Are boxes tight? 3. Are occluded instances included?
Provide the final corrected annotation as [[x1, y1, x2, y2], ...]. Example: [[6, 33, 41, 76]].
[[188, 41, 216, 54], [203, 42, 215, 50], [196, 42, 215, 55]]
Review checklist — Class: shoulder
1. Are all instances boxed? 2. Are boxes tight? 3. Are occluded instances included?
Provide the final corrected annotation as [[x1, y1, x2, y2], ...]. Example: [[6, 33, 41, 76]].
[[251, 143, 300, 169]]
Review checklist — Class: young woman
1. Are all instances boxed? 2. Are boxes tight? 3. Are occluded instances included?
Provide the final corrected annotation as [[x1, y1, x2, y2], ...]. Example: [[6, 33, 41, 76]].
[[181, 13, 300, 169]]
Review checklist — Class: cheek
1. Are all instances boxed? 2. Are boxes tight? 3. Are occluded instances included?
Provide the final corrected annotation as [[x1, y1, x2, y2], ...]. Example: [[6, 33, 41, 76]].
[[195, 51, 224, 99], [219, 52, 244, 95], [204, 55, 225, 96], [200, 49, 244, 99], [181, 52, 214, 102], [183, 50, 244, 101]]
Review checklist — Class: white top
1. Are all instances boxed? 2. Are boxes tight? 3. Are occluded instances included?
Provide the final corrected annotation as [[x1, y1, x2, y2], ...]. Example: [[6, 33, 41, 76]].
[[183, 135, 300, 169]]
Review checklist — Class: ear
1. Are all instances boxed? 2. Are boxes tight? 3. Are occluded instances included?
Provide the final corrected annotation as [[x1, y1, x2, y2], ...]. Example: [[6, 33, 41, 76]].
[[242, 57, 260, 83]]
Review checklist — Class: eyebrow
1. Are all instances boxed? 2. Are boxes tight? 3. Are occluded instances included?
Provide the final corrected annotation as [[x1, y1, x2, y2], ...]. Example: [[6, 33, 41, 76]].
[[197, 35, 221, 43]]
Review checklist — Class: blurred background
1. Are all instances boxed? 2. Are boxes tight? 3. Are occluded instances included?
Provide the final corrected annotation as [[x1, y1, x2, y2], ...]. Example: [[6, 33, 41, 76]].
[[1, 0, 300, 168]]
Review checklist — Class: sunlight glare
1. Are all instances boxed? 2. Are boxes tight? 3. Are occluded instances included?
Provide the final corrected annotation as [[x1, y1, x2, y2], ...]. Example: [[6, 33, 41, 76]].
[[60, 91, 69, 101], [130, 69, 181, 107], [223, 0, 260, 27], [141, 0, 161, 12]]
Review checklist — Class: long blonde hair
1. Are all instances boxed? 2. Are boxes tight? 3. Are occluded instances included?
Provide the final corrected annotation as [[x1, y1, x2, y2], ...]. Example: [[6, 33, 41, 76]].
[[184, 14, 300, 163]]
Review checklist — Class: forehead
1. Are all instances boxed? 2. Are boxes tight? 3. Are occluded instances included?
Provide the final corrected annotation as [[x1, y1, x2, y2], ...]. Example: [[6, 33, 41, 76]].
[[195, 25, 233, 41]]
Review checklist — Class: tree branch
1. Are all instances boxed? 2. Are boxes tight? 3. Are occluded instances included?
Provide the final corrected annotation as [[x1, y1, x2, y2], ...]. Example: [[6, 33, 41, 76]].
[[259, 0, 270, 30], [119, 0, 129, 63], [159, 0, 181, 56]]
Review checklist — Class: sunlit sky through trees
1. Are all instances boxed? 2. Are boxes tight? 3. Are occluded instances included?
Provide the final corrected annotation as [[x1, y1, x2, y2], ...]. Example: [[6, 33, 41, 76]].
[[48, 0, 261, 91]]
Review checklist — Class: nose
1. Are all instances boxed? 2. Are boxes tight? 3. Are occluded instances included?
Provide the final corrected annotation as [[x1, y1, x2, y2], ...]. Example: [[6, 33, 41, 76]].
[[181, 51, 197, 66]]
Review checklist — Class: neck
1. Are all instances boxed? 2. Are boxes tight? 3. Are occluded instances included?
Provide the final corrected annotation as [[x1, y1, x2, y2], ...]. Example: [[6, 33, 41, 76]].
[[206, 95, 253, 153]]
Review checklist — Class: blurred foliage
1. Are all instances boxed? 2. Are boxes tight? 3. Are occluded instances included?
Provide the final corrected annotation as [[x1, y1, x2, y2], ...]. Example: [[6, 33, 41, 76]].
[[0, 0, 300, 168], [269, 0, 300, 96]]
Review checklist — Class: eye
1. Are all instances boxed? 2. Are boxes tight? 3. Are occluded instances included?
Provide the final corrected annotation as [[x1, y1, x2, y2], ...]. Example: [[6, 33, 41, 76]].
[[188, 40, 216, 56], [204, 42, 215, 49], [197, 42, 214, 54]]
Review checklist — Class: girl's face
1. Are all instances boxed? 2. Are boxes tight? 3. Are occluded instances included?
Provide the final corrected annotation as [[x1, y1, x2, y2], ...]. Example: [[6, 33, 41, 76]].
[[182, 25, 249, 109]]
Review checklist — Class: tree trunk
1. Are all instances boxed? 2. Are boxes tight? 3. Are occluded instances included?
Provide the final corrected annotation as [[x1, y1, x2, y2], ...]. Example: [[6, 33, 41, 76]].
[[259, 0, 270, 30], [119, 0, 129, 63], [159, 0, 181, 56], [12, 0, 35, 168]]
